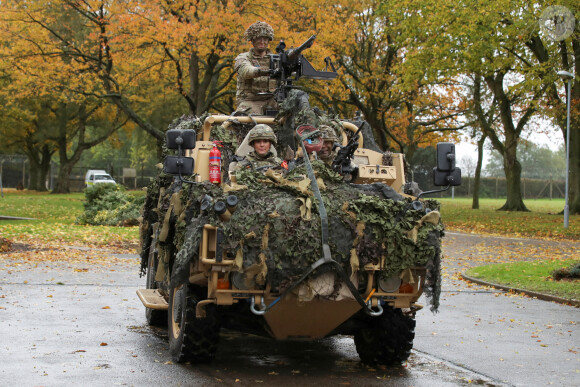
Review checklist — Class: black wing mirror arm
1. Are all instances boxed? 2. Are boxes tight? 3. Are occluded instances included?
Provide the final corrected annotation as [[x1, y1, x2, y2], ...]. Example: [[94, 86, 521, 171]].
[[416, 184, 451, 199]]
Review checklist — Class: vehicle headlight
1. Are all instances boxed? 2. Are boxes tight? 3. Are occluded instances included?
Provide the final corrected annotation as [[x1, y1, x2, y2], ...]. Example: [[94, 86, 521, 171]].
[[378, 275, 401, 293]]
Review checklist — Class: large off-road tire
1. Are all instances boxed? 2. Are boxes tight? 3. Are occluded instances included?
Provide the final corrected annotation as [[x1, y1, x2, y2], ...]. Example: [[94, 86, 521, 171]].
[[168, 283, 221, 363], [145, 228, 167, 326], [354, 306, 416, 366]]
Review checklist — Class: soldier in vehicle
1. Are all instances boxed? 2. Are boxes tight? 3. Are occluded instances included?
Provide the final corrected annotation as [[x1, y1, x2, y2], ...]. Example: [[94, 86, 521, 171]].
[[318, 125, 339, 166], [234, 21, 278, 115], [235, 124, 287, 172], [318, 124, 358, 180]]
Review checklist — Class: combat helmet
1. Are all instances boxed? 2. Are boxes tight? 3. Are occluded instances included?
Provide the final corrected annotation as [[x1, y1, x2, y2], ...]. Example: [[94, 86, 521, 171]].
[[244, 21, 274, 42], [248, 124, 277, 145], [319, 125, 338, 142]]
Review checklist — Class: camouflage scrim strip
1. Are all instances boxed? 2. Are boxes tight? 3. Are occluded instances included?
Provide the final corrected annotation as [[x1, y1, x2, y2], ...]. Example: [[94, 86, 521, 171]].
[[243, 21, 274, 41]]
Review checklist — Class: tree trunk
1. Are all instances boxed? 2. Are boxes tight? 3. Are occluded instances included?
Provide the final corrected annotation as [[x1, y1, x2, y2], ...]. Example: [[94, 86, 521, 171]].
[[28, 166, 39, 191], [26, 145, 52, 192], [499, 147, 528, 211], [52, 103, 72, 194], [53, 162, 75, 194], [51, 103, 86, 194], [358, 120, 383, 152], [527, 31, 579, 215], [483, 73, 534, 212], [472, 135, 486, 209], [38, 156, 51, 191], [50, 101, 123, 193]]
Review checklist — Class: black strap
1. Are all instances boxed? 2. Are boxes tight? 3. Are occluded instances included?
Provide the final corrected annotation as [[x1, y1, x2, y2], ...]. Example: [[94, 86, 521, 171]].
[[265, 132, 373, 314]]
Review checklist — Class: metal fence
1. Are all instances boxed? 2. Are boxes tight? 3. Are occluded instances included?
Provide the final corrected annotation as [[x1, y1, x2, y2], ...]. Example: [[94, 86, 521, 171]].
[[0, 154, 159, 191], [1, 154, 567, 198], [0, 155, 28, 190], [412, 170, 566, 199]]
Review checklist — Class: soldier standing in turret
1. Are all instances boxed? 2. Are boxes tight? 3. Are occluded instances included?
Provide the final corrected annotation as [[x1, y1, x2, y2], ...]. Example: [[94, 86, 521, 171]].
[[234, 21, 278, 115]]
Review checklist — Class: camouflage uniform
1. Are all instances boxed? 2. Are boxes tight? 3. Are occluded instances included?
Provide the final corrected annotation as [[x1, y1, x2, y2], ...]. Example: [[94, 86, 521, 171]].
[[235, 124, 285, 172], [319, 125, 339, 166], [237, 151, 284, 171], [234, 22, 278, 115]]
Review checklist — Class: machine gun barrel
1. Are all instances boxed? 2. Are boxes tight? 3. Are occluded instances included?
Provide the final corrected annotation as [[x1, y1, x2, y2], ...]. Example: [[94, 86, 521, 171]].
[[287, 35, 317, 61], [269, 34, 336, 103]]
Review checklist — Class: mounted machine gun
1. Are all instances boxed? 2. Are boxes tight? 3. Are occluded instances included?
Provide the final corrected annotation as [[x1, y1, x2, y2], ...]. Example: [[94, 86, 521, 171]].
[[269, 35, 337, 102]]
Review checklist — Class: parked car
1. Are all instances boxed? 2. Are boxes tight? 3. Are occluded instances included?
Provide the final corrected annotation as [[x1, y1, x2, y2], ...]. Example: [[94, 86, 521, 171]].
[[85, 169, 116, 188]]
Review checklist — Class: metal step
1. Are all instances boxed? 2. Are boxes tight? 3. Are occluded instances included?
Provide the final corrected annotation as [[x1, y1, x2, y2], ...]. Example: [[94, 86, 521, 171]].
[[136, 289, 168, 310]]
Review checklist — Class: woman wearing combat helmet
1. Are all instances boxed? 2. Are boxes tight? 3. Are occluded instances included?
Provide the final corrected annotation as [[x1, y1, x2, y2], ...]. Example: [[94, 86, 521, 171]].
[[235, 124, 287, 173]]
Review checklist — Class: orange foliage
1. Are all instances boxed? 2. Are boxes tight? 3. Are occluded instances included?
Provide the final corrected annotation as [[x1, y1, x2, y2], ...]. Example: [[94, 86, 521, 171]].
[[0, 0, 465, 153]]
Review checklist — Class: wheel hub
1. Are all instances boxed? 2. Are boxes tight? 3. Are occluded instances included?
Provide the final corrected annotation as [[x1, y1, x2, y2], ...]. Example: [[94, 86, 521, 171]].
[[171, 286, 185, 335]]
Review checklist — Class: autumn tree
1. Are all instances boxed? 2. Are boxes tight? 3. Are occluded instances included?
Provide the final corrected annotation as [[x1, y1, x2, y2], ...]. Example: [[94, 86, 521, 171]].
[[0, 3, 136, 192], [306, 1, 465, 159], [0, 12, 59, 191], [402, 0, 579, 213], [399, 1, 539, 210], [530, 1, 579, 215], [471, 133, 488, 209], [0, 0, 305, 193], [56, 0, 287, 138], [105, 0, 251, 119], [485, 142, 566, 179], [0, 98, 57, 191]]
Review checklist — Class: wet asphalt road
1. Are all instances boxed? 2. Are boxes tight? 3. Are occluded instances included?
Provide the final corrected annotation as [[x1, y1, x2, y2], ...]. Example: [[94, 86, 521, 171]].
[[0, 233, 578, 386]]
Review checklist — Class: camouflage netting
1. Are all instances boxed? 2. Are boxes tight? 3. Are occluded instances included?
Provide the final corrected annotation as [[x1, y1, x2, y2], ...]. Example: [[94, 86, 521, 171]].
[[243, 21, 274, 41], [140, 90, 444, 311], [141, 160, 444, 311]]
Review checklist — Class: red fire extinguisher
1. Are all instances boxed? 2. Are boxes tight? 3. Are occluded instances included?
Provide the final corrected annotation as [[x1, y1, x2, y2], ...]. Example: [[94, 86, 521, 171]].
[[209, 141, 222, 184]]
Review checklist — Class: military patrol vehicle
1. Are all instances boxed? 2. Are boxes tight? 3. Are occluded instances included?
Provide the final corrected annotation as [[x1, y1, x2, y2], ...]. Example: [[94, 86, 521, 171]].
[[136, 37, 461, 366]]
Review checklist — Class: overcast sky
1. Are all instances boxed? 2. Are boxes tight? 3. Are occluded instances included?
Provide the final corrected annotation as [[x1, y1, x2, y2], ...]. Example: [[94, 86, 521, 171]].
[[455, 122, 564, 170]]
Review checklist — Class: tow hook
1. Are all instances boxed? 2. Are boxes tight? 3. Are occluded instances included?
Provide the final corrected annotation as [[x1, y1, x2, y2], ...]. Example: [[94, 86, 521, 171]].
[[367, 300, 384, 316], [250, 296, 266, 315]]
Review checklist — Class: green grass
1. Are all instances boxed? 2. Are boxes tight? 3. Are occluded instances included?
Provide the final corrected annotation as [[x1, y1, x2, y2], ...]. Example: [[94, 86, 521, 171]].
[[0, 189, 139, 248], [465, 259, 580, 301], [438, 198, 579, 240], [0, 191, 85, 222], [1, 191, 578, 300]]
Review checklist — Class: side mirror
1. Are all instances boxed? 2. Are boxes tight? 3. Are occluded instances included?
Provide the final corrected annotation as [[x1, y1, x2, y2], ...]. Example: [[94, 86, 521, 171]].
[[433, 142, 461, 187], [436, 142, 455, 171], [166, 129, 196, 150], [163, 129, 196, 180], [163, 156, 194, 176], [433, 167, 462, 186]]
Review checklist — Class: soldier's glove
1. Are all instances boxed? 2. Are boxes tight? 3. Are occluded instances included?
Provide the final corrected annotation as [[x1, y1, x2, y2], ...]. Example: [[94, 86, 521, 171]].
[[257, 68, 271, 77]]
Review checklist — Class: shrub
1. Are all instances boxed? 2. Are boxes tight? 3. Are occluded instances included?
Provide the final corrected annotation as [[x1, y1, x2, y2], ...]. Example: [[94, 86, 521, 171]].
[[76, 184, 144, 226], [551, 262, 580, 281]]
